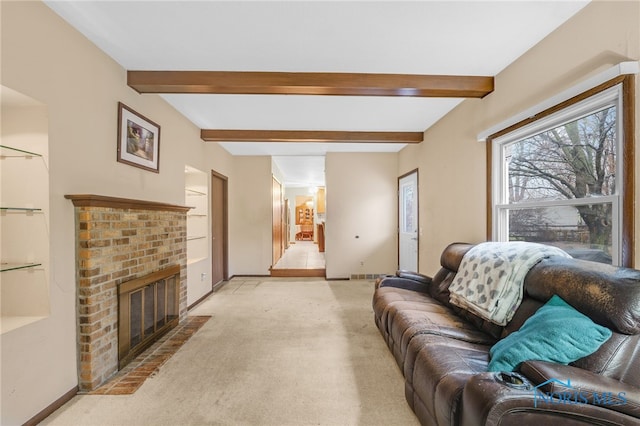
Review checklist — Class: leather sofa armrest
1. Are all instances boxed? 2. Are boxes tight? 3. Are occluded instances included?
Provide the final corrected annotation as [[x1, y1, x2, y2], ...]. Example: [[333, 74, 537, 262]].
[[460, 371, 640, 426], [520, 360, 640, 419], [376, 273, 432, 293], [395, 270, 431, 285]]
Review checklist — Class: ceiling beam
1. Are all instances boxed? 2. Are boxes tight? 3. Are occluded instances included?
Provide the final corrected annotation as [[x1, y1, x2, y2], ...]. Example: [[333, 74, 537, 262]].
[[200, 130, 423, 143], [128, 71, 494, 98]]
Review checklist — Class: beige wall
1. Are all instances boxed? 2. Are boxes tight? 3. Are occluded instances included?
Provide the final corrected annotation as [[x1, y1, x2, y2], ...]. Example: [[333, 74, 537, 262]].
[[325, 152, 398, 279], [400, 0, 640, 275], [1, 2, 232, 424], [229, 156, 273, 275]]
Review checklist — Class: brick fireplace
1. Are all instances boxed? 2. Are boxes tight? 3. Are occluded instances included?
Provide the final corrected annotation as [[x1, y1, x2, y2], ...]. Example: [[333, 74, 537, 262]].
[[66, 194, 190, 392]]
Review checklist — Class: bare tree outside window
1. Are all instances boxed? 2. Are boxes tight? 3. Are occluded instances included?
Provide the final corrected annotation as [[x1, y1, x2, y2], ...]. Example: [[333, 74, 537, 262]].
[[492, 76, 634, 267], [505, 106, 616, 260]]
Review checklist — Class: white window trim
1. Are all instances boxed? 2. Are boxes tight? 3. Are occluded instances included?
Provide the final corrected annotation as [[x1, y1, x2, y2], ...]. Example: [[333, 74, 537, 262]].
[[490, 84, 625, 264]]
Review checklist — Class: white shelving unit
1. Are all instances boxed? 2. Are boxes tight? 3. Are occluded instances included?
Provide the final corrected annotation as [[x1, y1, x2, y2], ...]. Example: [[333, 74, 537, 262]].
[[185, 186, 208, 264], [185, 166, 210, 307], [1, 142, 50, 334]]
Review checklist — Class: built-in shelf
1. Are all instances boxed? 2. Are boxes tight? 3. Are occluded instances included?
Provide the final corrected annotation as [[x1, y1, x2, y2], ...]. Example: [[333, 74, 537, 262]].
[[0, 144, 43, 158], [1, 262, 43, 272], [1, 207, 43, 212], [1, 316, 48, 335], [185, 165, 210, 307], [187, 257, 207, 266], [185, 188, 206, 196]]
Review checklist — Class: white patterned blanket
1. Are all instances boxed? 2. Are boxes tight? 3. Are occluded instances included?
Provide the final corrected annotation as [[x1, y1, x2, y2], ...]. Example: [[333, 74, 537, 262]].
[[449, 242, 571, 326]]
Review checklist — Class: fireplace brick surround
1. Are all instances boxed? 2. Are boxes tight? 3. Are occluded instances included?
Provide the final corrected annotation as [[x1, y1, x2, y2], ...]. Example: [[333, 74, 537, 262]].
[[66, 194, 190, 392]]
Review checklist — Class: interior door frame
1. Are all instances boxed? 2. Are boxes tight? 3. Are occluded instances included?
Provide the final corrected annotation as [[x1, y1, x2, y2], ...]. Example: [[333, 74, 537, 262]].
[[272, 176, 284, 266], [398, 168, 419, 271], [211, 170, 229, 287]]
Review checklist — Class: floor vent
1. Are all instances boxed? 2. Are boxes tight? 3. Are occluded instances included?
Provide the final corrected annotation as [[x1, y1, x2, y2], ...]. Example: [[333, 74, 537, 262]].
[[350, 273, 384, 280]]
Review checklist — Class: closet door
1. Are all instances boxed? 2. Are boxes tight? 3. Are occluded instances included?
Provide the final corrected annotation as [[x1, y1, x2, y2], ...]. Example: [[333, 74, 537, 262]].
[[211, 171, 228, 286]]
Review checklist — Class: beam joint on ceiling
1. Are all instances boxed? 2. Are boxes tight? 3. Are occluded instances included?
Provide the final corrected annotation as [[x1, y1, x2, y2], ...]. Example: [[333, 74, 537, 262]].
[[200, 130, 423, 143], [128, 71, 494, 98]]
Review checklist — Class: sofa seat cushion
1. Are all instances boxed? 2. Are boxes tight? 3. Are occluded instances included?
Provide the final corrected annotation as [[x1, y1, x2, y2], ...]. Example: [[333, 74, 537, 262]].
[[403, 333, 492, 390], [410, 343, 489, 425], [373, 286, 433, 330], [387, 303, 496, 368], [373, 286, 444, 347], [385, 301, 459, 368]]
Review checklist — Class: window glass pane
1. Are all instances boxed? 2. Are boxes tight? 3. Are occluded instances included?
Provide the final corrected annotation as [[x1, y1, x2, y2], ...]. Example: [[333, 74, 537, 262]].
[[402, 185, 415, 233], [508, 203, 612, 264], [506, 106, 616, 204]]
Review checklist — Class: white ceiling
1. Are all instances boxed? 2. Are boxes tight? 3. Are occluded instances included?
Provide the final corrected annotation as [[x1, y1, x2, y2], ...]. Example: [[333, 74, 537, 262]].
[[44, 0, 589, 186]]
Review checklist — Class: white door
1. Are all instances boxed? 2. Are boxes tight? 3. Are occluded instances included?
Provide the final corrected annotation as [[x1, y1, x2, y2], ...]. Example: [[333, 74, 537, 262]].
[[398, 170, 418, 271]]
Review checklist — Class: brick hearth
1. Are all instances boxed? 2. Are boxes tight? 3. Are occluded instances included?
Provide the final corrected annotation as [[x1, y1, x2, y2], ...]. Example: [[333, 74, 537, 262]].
[[66, 194, 190, 392]]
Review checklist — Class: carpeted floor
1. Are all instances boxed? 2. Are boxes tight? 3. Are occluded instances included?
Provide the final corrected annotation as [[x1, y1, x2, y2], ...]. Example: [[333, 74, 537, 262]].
[[41, 278, 419, 426]]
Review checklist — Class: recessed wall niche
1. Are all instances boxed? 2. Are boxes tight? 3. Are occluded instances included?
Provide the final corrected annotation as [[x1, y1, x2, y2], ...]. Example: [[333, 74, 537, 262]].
[[185, 165, 210, 307], [0, 86, 50, 334]]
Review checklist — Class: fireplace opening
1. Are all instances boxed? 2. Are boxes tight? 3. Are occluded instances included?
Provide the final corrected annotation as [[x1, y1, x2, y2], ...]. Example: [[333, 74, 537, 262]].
[[118, 264, 180, 369]]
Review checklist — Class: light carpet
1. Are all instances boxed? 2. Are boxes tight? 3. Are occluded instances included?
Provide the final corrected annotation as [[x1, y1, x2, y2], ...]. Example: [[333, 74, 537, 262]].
[[42, 278, 419, 426]]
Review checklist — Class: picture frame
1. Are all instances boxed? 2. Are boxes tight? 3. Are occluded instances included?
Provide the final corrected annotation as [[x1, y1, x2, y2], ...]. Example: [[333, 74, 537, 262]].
[[117, 102, 161, 173]]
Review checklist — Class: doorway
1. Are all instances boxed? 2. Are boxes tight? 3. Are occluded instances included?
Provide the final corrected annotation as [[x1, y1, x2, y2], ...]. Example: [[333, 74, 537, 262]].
[[211, 170, 228, 287], [270, 186, 326, 277], [398, 169, 418, 272]]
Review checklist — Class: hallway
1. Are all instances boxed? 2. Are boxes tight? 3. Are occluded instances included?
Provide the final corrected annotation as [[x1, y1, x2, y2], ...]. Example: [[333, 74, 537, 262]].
[[271, 241, 325, 277]]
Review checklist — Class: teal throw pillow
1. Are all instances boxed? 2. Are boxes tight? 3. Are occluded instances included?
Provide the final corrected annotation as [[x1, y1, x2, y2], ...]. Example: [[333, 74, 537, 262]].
[[488, 295, 612, 372]]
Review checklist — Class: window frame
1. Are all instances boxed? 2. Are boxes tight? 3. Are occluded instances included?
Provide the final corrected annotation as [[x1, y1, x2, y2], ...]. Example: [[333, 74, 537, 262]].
[[486, 75, 635, 267]]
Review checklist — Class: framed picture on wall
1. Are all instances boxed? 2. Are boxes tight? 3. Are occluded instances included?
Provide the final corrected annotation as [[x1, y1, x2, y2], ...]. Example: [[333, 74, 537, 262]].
[[117, 102, 161, 173]]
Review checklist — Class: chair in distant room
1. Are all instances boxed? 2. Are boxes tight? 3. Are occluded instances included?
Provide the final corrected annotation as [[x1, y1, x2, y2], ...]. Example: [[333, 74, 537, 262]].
[[300, 224, 314, 241]]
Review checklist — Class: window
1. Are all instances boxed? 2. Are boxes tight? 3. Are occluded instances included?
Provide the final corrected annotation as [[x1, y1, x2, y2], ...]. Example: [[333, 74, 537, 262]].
[[488, 75, 634, 266]]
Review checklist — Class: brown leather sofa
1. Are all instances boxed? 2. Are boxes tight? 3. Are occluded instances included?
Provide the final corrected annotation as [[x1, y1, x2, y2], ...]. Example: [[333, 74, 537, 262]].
[[373, 242, 640, 425]]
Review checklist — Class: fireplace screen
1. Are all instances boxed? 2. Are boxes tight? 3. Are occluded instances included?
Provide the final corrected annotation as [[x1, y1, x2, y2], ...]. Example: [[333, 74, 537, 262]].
[[118, 265, 180, 368]]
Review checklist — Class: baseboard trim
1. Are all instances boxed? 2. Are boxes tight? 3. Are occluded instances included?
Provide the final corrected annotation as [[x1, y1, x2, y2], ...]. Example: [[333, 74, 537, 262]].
[[23, 385, 78, 426], [188, 289, 214, 311], [228, 274, 271, 280], [212, 279, 227, 291]]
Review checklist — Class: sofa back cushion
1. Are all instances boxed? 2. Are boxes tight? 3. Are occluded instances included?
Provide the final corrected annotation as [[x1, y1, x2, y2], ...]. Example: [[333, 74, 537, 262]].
[[515, 255, 640, 384], [435, 242, 504, 339], [439, 242, 473, 271], [436, 242, 640, 383], [431, 242, 472, 305], [523, 256, 640, 335], [427, 268, 454, 305], [573, 332, 640, 386]]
